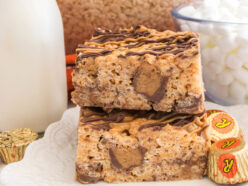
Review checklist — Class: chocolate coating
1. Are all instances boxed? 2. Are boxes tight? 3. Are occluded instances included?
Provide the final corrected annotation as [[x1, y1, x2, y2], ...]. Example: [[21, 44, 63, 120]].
[[76, 26, 199, 59], [77, 50, 113, 59], [76, 165, 102, 183], [175, 96, 203, 113]]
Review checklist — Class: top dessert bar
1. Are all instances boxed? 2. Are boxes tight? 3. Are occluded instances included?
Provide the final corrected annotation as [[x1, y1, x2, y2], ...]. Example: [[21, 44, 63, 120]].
[[72, 26, 204, 114]]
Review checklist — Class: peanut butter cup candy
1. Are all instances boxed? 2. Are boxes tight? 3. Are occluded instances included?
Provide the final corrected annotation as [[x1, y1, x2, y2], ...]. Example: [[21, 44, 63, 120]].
[[206, 109, 223, 117], [207, 112, 240, 142], [208, 137, 248, 184], [0, 128, 38, 164]]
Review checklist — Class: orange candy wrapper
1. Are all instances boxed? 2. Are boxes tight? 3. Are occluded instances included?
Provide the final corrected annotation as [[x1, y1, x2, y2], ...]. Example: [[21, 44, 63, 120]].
[[66, 54, 76, 65], [206, 111, 241, 142], [206, 110, 248, 184], [208, 137, 248, 184]]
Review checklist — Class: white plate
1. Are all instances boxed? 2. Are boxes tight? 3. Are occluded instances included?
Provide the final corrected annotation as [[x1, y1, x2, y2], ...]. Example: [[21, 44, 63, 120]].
[[0, 102, 248, 186]]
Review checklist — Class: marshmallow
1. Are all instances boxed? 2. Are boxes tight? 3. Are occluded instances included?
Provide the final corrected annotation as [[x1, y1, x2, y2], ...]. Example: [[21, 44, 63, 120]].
[[203, 65, 217, 81], [201, 0, 220, 9], [198, 23, 214, 35], [205, 36, 219, 48], [180, 23, 190, 32], [206, 80, 229, 101], [208, 47, 221, 61], [200, 34, 209, 47], [226, 54, 243, 70], [244, 63, 248, 69], [235, 34, 248, 47], [188, 22, 199, 32], [209, 62, 224, 74], [237, 6, 248, 19], [214, 84, 229, 100], [179, 5, 196, 17], [218, 35, 237, 53], [219, 7, 237, 22], [213, 24, 235, 36], [229, 81, 246, 103], [201, 48, 214, 66], [236, 47, 248, 61], [177, 0, 248, 105], [216, 69, 233, 86], [232, 68, 248, 86], [222, 0, 240, 12]]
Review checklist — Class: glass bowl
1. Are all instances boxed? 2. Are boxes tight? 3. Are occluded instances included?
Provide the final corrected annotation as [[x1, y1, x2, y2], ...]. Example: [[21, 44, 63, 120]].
[[172, 2, 248, 105]]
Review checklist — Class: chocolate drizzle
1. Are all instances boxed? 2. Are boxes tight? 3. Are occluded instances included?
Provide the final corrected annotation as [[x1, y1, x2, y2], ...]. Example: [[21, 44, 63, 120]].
[[81, 107, 205, 131], [76, 26, 199, 59], [81, 108, 130, 131], [77, 44, 101, 49], [138, 113, 200, 131], [77, 50, 113, 59], [90, 27, 151, 43], [138, 123, 168, 131]]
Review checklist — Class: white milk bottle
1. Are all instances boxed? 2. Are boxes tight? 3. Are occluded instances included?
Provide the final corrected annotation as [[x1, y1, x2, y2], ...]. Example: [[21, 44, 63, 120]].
[[0, 0, 67, 132]]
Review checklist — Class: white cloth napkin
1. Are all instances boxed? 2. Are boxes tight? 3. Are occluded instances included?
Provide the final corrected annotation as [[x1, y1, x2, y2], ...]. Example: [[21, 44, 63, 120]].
[[0, 103, 248, 186]]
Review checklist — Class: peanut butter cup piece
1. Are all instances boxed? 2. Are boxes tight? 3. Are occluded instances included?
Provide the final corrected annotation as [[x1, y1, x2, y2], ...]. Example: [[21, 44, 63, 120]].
[[207, 112, 240, 142], [208, 137, 248, 184], [77, 173, 101, 184], [0, 128, 38, 164], [133, 63, 167, 103], [109, 146, 147, 170], [76, 165, 102, 184]]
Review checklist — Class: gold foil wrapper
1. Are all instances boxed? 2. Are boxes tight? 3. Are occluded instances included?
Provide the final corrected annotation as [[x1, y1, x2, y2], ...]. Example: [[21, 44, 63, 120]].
[[208, 137, 248, 184], [207, 112, 240, 142], [0, 128, 38, 164]]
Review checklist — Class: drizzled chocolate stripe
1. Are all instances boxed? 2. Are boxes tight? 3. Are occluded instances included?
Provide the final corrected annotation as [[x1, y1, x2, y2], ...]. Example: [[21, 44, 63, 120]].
[[126, 33, 195, 46], [77, 50, 113, 59], [125, 37, 196, 50], [77, 44, 102, 49], [124, 36, 174, 48], [125, 48, 185, 57], [89, 26, 179, 44], [81, 111, 127, 123], [138, 114, 200, 131], [91, 35, 127, 43], [81, 108, 204, 131], [92, 27, 138, 37], [152, 46, 174, 51], [90, 29, 151, 44], [76, 26, 198, 60], [77, 46, 195, 59], [81, 109, 131, 131], [78, 37, 197, 59]]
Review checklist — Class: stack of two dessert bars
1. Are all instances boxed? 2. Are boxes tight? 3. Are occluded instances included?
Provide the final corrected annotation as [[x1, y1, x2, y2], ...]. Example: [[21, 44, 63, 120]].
[[72, 26, 209, 184]]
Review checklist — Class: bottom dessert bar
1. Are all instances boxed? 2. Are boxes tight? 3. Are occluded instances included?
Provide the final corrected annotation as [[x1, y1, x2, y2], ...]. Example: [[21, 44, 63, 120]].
[[76, 108, 210, 184]]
